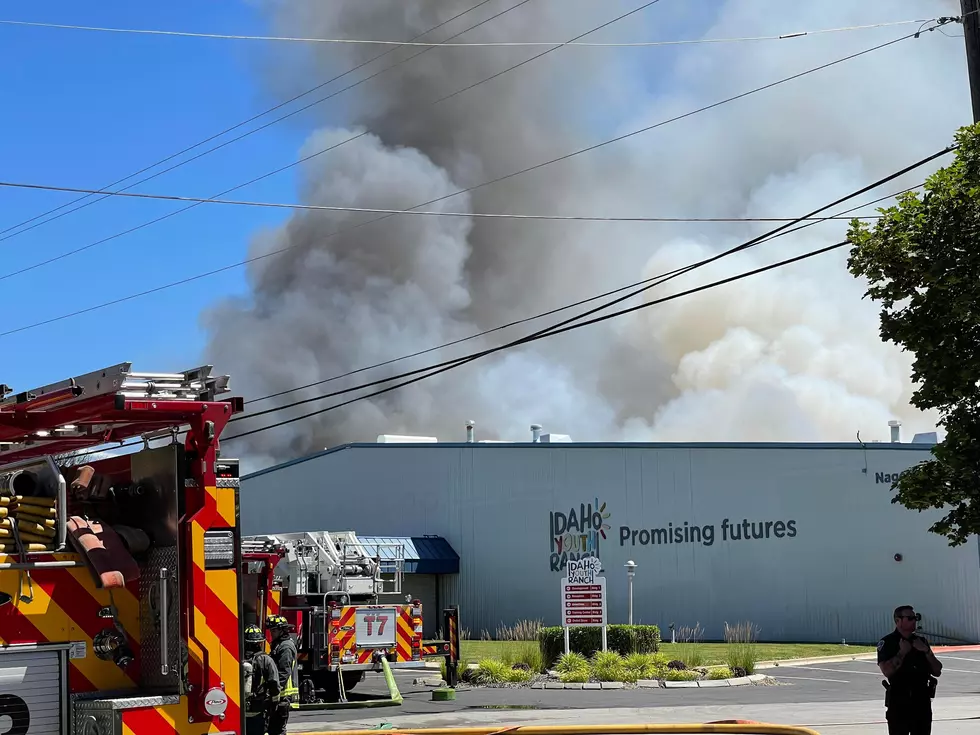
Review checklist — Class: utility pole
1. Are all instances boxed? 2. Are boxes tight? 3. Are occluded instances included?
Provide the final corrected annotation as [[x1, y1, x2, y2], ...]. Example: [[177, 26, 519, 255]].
[[962, 0, 980, 122]]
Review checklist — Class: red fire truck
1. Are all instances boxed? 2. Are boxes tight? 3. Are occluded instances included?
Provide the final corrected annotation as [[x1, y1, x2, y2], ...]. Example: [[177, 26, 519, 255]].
[[0, 363, 245, 734], [241, 534, 460, 704]]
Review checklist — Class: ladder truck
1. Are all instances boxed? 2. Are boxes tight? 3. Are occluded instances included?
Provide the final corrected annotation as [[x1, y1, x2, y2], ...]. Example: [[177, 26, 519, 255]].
[[0, 362, 246, 735], [241, 532, 460, 704]]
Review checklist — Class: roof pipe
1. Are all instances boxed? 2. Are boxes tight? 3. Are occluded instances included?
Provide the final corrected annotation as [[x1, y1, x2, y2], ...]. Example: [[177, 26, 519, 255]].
[[530, 424, 542, 443]]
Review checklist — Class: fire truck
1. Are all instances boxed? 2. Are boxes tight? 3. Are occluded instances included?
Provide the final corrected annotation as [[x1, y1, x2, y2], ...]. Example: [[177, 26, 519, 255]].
[[241, 532, 460, 704], [0, 362, 245, 734]]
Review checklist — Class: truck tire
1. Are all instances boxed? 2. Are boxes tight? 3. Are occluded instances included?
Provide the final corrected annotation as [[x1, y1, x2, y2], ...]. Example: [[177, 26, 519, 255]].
[[342, 671, 363, 693], [311, 670, 363, 701]]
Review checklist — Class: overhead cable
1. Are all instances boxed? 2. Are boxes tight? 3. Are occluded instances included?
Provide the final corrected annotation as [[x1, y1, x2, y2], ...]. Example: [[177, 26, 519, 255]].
[[54, 172, 935, 457], [0, 179, 886, 223], [0, 0, 513, 244], [0, 24, 939, 294], [55, 235, 849, 461], [226, 147, 950, 423], [222, 240, 849, 441], [0, 0, 664, 281], [244, 181, 924, 406], [0, 17, 940, 47]]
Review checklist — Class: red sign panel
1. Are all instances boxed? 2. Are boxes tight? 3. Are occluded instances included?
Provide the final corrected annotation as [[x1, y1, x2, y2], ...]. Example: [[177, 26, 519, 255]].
[[560, 575, 606, 628]]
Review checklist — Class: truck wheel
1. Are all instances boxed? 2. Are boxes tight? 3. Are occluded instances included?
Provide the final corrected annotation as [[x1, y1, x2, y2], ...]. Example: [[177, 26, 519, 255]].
[[342, 671, 363, 692]]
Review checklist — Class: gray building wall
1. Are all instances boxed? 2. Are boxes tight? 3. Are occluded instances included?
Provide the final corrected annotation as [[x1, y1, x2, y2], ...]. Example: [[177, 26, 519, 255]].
[[241, 442, 980, 645]]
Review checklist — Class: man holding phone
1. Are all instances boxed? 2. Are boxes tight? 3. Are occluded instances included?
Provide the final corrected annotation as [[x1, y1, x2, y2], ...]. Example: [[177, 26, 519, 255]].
[[877, 605, 943, 735]]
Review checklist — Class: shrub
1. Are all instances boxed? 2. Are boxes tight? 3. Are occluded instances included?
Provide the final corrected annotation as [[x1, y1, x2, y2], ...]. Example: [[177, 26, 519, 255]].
[[554, 651, 590, 674], [623, 653, 661, 680], [538, 624, 660, 665], [558, 667, 591, 683], [724, 621, 760, 675], [707, 667, 733, 680], [555, 652, 591, 683], [663, 668, 699, 682], [506, 667, 533, 683], [474, 658, 511, 684], [591, 650, 626, 682], [505, 641, 545, 674], [496, 619, 543, 641], [673, 623, 706, 668]]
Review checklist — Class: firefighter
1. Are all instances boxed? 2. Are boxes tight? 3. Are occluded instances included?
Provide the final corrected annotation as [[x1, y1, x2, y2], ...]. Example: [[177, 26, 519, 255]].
[[244, 624, 280, 735], [267, 614, 299, 735], [877, 605, 943, 735]]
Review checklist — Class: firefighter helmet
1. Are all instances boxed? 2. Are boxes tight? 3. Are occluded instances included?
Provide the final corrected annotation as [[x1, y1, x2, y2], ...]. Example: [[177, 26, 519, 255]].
[[244, 624, 265, 646], [267, 615, 290, 631]]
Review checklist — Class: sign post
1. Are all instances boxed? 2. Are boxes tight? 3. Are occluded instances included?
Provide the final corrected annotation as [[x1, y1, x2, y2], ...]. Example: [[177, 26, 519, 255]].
[[560, 557, 607, 655]]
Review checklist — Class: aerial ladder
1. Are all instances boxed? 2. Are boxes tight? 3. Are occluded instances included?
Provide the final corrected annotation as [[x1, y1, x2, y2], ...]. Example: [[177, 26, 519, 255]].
[[0, 362, 246, 734], [241, 531, 460, 705]]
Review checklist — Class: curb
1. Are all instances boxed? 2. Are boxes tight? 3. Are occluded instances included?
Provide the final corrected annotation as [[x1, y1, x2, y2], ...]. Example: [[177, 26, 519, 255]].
[[754, 653, 878, 669], [415, 674, 773, 690]]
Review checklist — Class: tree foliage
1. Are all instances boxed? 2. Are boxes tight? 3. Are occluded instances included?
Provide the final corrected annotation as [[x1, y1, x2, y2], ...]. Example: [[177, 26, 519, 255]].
[[847, 124, 980, 546]]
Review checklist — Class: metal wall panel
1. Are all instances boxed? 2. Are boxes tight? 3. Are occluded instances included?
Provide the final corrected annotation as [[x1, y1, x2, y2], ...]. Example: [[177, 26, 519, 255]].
[[241, 443, 980, 644]]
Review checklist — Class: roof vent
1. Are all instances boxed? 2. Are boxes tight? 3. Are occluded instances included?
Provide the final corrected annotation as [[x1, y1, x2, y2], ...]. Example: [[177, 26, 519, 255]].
[[530, 424, 542, 443], [376, 434, 438, 443], [540, 433, 573, 443], [888, 420, 902, 443]]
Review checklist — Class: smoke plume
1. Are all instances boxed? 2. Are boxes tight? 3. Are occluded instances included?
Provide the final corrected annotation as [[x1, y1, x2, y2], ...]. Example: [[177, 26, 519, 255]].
[[203, 0, 968, 471]]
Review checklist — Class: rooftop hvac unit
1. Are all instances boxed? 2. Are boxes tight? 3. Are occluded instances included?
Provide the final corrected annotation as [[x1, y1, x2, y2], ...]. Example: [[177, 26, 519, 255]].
[[376, 434, 438, 443], [540, 433, 573, 443]]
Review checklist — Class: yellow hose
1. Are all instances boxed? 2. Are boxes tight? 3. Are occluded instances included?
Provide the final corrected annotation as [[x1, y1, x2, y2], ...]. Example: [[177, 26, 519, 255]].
[[297, 723, 821, 735]]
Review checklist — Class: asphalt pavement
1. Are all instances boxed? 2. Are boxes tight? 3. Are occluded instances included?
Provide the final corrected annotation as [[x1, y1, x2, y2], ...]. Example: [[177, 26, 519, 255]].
[[288, 650, 980, 734]]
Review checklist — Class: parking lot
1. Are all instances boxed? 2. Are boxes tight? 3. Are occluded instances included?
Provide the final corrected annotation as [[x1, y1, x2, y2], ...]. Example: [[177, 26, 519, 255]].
[[761, 648, 980, 700], [289, 648, 980, 730]]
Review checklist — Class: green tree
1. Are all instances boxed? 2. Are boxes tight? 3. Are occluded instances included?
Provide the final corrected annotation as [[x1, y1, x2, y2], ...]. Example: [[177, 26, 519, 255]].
[[847, 124, 980, 547]]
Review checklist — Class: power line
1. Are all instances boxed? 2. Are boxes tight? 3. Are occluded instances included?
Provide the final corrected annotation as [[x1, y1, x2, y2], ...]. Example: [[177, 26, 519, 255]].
[[54, 236, 849, 460], [222, 240, 848, 442], [244, 181, 924, 407], [0, 24, 936, 299], [0, 0, 510, 245], [0, 0, 662, 281], [0, 179, 886, 223], [54, 174, 933, 457], [226, 147, 949, 424], [0, 17, 937, 47], [43, 171, 936, 461]]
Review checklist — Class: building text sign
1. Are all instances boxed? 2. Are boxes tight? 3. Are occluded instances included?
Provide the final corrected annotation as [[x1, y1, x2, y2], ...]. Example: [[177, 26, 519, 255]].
[[561, 557, 606, 627]]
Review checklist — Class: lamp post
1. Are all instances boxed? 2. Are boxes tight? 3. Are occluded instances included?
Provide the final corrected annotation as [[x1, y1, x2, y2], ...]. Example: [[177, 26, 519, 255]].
[[625, 560, 636, 625]]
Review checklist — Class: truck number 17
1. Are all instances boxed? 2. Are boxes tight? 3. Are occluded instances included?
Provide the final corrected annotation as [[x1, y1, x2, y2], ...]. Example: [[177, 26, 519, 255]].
[[363, 614, 389, 636]]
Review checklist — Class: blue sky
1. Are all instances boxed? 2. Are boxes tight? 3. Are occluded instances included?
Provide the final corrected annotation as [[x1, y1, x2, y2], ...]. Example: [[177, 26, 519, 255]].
[[0, 0, 704, 396], [0, 0, 312, 391]]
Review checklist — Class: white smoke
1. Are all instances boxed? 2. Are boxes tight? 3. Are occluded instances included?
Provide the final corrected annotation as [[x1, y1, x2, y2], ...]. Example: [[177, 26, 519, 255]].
[[203, 0, 965, 469]]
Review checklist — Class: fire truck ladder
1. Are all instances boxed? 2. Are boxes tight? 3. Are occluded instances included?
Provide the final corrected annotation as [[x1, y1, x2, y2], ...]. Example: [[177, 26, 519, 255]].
[[0, 362, 237, 565]]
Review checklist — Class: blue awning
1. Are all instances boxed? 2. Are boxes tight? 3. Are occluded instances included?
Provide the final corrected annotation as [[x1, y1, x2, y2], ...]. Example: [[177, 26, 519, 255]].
[[357, 535, 459, 575]]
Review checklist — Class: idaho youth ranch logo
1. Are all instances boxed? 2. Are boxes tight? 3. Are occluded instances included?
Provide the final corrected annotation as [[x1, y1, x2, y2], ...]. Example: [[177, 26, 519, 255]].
[[549, 498, 611, 572]]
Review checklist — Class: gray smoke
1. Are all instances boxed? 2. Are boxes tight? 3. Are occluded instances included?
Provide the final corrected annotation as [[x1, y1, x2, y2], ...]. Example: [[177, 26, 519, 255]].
[[203, 0, 968, 471]]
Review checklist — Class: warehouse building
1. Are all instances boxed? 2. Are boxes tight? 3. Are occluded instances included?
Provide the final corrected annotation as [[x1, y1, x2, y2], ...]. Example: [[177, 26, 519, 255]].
[[240, 428, 980, 645]]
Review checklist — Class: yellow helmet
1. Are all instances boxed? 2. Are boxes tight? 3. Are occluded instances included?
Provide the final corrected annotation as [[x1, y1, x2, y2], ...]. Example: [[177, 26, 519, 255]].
[[244, 625, 265, 645], [267, 615, 290, 631]]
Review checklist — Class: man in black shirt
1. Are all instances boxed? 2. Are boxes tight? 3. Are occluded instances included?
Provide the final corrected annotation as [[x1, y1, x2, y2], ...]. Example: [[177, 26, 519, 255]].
[[877, 605, 943, 735]]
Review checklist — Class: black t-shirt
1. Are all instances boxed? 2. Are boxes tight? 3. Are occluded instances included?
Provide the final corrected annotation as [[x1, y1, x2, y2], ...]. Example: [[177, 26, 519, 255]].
[[877, 630, 932, 689]]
